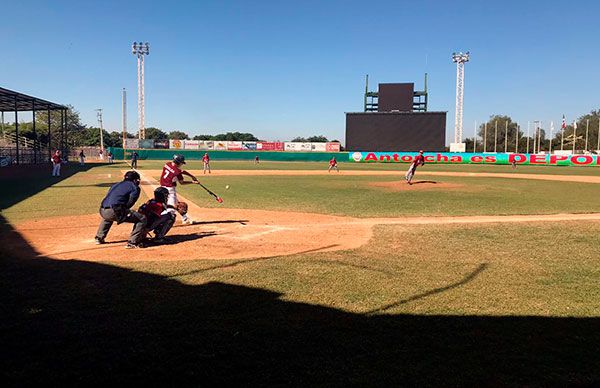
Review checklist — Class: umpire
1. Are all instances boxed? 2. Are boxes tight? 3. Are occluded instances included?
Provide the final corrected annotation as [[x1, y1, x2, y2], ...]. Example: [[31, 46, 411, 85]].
[[95, 170, 147, 249]]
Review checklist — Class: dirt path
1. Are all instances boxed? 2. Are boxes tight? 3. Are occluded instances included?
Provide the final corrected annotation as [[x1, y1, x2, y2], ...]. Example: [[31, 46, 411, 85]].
[[140, 169, 600, 183], [9, 168, 600, 262], [8, 169, 600, 262]]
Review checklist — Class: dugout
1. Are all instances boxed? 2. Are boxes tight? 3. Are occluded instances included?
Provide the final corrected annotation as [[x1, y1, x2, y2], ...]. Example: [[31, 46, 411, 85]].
[[0, 86, 69, 164]]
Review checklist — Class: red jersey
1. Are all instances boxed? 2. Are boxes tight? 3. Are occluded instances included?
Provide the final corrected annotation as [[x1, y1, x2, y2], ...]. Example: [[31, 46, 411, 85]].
[[202, 154, 210, 163], [160, 162, 183, 187], [139, 199, 166, 224], [51, 154, 61, 164], [413, 154, 425, 166], [329, 159, 337, 166]]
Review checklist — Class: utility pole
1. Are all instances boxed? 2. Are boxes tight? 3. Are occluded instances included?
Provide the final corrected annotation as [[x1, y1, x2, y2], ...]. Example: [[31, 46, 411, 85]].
[[451, 51, 470, 152], [473, 120, 477, 152], [494, 120, 498, 153], [504, 120, 508, 153], [549, 121, 554, 153], [96, 109, 104, 155], [132, 42, 149, 139], [122, 88, 127, 158], [585, 119, 589, 151], [526, 121, 530, 154], [533, 120, 540, 154]]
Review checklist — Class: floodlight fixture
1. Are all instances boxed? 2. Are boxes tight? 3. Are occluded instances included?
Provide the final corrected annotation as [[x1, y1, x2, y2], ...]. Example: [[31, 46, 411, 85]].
[[452, 51, 470, 64]]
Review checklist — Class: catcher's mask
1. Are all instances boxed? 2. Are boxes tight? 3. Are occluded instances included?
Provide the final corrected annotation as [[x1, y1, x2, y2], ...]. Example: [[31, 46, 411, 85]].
[[154, 187, 169, 203]]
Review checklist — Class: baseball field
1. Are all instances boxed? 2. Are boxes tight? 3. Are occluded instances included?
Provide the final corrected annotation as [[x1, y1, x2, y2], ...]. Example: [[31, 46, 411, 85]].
[[1, 160, 599, 385]]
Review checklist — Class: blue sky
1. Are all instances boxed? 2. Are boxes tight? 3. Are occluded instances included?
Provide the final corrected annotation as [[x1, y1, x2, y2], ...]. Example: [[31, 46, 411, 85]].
[[2, 0, 599, 144]]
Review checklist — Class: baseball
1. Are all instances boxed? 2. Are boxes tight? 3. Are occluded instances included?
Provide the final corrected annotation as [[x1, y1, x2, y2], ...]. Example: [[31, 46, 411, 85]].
[[225, 185, 230, 189]]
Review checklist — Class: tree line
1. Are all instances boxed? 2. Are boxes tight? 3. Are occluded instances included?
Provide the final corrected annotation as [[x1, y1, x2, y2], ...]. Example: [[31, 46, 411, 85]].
[[0, 106, 337, 148], [465, 109, 600, 153]]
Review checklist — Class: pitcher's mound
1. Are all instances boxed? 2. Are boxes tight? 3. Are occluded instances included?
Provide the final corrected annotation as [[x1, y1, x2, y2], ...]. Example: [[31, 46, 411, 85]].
[[369, 180, 465, 191]]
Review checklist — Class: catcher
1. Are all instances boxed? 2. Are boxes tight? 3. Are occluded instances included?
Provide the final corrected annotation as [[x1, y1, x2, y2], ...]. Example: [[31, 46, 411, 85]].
[[138, 187, 176, 244]]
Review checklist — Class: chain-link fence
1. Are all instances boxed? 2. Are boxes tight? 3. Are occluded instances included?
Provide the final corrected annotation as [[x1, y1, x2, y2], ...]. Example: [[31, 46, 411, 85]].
[[0, 147, 71, 166]]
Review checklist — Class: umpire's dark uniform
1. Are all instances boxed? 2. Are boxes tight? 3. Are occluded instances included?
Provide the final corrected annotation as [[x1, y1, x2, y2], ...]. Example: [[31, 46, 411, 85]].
[[95, 171, 147, 248]]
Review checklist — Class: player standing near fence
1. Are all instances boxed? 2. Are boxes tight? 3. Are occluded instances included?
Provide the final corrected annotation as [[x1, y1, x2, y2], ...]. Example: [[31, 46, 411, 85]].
[[405, 150, 425, 185], [202, 152, 211, 174], [131, 151, 139, 169], [51, 150, 62, 176]]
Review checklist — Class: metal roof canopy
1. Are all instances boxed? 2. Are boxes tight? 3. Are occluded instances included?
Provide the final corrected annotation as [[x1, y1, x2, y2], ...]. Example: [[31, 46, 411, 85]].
[[0, 86, 67, 112]]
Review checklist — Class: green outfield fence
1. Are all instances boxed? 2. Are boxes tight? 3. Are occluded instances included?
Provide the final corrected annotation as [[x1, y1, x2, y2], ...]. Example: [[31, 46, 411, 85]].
[[108, 148, 347, 162]]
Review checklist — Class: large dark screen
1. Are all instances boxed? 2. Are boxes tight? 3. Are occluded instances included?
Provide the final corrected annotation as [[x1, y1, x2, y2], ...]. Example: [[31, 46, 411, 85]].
[[345, 112, 446, 152], [377, 83, 414, 112]]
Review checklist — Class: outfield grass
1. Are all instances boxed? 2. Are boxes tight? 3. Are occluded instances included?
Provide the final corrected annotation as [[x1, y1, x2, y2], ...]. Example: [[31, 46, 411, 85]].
[[121, 159, 600, 175], [173, 173, 600, 217], [3, 162, 600, 223]]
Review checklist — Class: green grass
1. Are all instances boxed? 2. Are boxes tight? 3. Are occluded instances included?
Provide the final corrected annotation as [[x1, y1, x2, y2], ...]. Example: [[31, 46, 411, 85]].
[[4, 162, 600, 223], [123, 158, 600, 175], [173, 173, 600, 217], [2, 162, 600, 385], [123, 221, 600, 317]]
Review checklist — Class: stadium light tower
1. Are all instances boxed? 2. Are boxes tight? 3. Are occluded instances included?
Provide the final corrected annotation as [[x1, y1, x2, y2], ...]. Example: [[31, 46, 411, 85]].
[[132, 42, 149, 140], [451, 51, 470, 152], [96, 108, 104, 154]]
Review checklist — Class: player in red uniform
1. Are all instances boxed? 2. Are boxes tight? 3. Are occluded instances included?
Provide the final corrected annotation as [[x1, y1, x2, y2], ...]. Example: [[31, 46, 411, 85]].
[[202, 152, 211, 174], [51, 150, 62, 176], [138, 187, 175, 243], [328, 157, 339, 173], [405, 150, 425, 184], [160, 154, 199, 224]]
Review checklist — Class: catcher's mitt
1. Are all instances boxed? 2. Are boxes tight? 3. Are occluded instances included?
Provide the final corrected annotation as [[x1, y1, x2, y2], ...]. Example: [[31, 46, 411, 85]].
[[176, 201, 188, 216]]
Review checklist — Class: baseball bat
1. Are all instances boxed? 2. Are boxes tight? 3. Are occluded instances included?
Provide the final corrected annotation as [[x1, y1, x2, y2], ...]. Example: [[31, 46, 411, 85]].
[[196, 182, 223, 203]]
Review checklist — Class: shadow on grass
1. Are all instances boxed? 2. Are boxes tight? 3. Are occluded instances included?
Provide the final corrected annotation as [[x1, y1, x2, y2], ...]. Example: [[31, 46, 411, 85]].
[[0, 163, 97, 210], [0, 166, 599, 385], [1, 219, 599, 386], [365, 263, 488, 314]]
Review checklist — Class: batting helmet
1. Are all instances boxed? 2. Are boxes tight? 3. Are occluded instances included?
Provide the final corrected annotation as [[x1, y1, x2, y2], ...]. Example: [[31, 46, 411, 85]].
[[124, 170, 141, 182], [154, 187, 169, 203], [173, 154, 186, 165]]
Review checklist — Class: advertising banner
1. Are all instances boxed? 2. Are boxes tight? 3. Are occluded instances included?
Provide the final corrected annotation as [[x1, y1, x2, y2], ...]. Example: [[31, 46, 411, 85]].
[[285, 142, 312, 152], [326, 142, 341, 152], [139, 139, 155, 149], [257, 142, 284, 151], [227, 141, 243, 150], [242, 141, 257, 150], [311, 143, 327, 152], [184, 140, 200, 149], [169, 139, 184, 149], [154, 139, 170, 149], [124, 138, 140, 149], [349, 151, 600, 167], [198, 141, 214, 150], [214, 141, 227, 150]]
